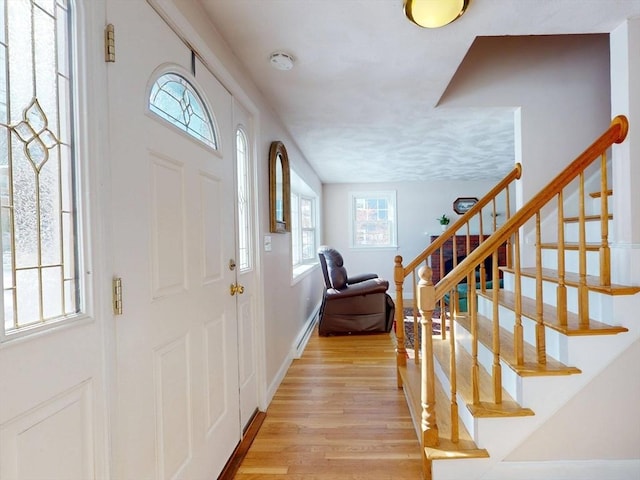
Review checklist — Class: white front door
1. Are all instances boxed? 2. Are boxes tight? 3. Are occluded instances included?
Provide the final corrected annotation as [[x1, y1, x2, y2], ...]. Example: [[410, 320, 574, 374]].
[[107, 1, 240, 477], [0, 1, 109, 478]]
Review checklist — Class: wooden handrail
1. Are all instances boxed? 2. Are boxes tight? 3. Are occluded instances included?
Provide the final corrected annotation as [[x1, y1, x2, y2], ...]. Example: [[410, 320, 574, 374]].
[[434, 115, 628, 299], [403, 163, 522, 276]]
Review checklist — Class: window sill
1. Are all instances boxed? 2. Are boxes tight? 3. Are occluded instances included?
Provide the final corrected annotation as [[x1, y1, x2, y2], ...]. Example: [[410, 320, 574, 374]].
[[291, 262, 319, 285]]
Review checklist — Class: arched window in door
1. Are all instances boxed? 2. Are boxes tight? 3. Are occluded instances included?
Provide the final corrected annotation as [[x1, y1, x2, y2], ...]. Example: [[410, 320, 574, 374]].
[[236, 127, 252, 272], [1, 0, 80, 333], [148, 72, 218, 150]]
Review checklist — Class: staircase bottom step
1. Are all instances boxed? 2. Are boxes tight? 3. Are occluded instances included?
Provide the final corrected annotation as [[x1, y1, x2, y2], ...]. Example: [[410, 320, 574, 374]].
[[398, 361, 489, 462], [425, 439, 490, 461]]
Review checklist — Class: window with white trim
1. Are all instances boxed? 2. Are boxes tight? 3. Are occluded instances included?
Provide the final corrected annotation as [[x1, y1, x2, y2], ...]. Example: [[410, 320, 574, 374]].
[[291, 171, 318, 277], [1, 0, 80, 333], [350, 191, 397, 248]]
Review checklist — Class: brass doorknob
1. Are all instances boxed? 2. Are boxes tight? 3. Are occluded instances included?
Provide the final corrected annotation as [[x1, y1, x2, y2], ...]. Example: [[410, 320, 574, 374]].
[[230, 283, 245, 296]]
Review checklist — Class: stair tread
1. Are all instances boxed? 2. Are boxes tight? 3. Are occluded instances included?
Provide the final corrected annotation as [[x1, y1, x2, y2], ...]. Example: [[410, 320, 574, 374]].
[[501, 266, 640, 296], [425, 440, 490, 461], [563, 213, 612, 223], [454, 314, 581, 377], [478, 289, 628, 336], [590, 189, 612, 198], [432, 336, 535, 418], [399, 361, 489, 461], [539, 242, 600, 251]]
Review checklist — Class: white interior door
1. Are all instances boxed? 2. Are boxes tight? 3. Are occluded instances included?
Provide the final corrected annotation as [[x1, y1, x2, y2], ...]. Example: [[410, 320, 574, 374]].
[[107, 1, 240, 477]]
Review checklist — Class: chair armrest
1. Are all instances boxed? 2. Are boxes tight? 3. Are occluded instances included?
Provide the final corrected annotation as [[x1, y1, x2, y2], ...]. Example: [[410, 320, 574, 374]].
[[326, 278, 389, 299], [347, 273, 379, 284]]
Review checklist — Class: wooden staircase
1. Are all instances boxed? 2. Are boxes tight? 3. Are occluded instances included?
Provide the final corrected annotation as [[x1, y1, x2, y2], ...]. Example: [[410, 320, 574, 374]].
[[393, 116, 640, 479]]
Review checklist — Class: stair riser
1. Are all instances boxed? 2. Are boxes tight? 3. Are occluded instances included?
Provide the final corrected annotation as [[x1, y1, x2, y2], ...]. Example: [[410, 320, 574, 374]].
[[541, 249, 601, 276], [502, 271, 613, 323], [453, 318, 523, 402], [563, 219, 611, 243], [432, 354, 478, 438], [475, 298, 569, 364]]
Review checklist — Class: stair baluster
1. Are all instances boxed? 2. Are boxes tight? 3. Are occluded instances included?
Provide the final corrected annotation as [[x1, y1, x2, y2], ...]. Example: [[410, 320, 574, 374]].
[[599, 153, 611, 286], [449, 304, 459, 443], [470, 272, 480, 405], [514, 231, 524, 365], [578, 173, 590, 326], [557, 191, 568, 326], [491, 252, 502, 403], [535, 212, 547, 364]]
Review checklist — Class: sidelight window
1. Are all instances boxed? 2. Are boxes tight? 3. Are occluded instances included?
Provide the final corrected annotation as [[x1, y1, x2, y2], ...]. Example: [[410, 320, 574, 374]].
[[236, 127, 252, 272], [1, 0, 80, 333]]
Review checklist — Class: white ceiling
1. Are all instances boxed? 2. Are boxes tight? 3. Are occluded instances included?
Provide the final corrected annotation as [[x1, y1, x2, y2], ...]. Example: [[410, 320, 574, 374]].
[[196, 0, 640, 183]]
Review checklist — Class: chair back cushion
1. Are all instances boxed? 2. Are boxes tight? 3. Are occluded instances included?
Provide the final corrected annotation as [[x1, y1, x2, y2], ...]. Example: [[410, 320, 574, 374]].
[[318, 246, 348, 290]]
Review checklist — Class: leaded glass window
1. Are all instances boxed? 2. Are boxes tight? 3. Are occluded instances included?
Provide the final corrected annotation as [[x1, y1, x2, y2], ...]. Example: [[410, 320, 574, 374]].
[[149, 73, 218, 149], [236, 127, 252, 272], [0, 0, 80, 333]]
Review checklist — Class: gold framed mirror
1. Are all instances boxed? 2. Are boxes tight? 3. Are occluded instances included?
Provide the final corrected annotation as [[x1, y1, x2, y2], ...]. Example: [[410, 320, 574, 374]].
[[269, 141, 291, 233]]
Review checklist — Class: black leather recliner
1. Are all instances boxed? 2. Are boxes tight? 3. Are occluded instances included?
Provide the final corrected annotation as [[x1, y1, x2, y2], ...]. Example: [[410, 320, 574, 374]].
[[317, 246, 395, 336]]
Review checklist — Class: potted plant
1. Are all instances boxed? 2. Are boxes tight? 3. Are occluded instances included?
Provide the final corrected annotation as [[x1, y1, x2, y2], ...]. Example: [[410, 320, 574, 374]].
[[438, 214, 450, 231]]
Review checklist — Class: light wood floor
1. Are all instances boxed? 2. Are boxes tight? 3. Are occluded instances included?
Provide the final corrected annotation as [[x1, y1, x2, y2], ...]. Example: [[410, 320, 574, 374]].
[[234, 329, 423, 479]]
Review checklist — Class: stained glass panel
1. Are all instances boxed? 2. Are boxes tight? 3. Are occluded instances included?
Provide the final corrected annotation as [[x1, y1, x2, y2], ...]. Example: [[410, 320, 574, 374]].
[[149, 73, 217, 149], [1, 0, 79, 333]]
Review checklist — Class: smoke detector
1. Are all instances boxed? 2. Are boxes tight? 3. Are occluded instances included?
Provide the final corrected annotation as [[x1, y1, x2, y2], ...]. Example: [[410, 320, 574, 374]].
[[269, 52, 295, 71]]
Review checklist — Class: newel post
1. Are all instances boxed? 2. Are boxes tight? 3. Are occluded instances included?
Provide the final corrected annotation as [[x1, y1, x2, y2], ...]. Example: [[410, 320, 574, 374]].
[[394, 256, 407, 387], [418, 266, 439, 448]]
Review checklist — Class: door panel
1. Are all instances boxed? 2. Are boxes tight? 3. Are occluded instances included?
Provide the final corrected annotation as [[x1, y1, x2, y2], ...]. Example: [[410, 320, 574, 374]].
[[107, 1, 239, 477]]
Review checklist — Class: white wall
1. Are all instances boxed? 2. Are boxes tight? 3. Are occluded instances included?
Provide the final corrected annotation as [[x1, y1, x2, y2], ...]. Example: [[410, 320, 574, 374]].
[[323, 179, 498, 296], [167, 0, 325, 396], [505, 339, 640, 461], [440, 34, 611, 205]]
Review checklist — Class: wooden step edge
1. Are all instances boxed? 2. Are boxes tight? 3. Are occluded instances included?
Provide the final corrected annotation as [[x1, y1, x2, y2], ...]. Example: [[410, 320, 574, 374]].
[[590, 189, 612, 198], [432, 338, 534, 419], [539, 242, 600, 251], [425, 440, 490, 461], [478, 288, 630, 336], [454, 314, 582, 377], [468, 401, 534, 418], [400, 362, 489, 461], [564, 214, 612, 223], [500, 267, 640, 296], [398, 363, 421, 436]]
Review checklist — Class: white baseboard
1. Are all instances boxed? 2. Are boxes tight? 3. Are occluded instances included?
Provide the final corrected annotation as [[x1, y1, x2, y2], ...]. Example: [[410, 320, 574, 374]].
[[265, 301, 321, 404], [480, 459, 640, 480], [266, 354, 293, 406], [293, 302, 321, 358]]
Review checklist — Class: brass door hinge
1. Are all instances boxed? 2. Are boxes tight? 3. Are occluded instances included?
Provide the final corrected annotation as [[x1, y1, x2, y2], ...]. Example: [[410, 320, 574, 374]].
[[113, 277, 123, 315], [105, 24, 115, 62]]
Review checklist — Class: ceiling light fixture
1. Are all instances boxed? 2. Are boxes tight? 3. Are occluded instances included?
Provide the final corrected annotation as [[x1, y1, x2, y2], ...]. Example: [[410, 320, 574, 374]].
[[269, 52, 295, 71], [404, 0, 471, 28]]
